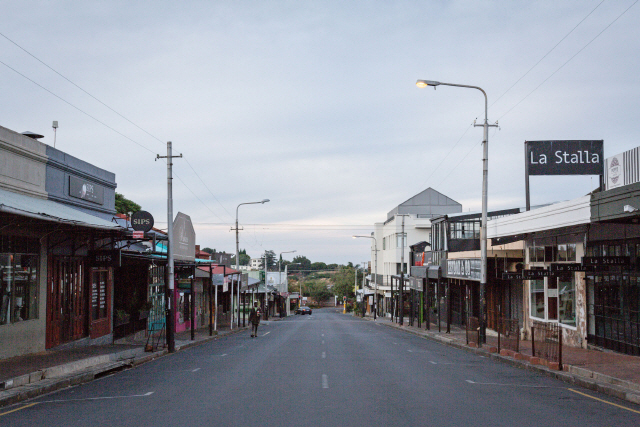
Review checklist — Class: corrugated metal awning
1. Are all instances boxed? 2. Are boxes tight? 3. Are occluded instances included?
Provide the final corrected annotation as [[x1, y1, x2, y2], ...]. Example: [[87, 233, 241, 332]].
[[0, 187, 122, 230]]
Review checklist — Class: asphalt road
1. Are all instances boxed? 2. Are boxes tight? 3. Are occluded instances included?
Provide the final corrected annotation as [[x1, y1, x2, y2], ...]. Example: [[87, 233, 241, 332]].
[[2, 310, 640, 426]]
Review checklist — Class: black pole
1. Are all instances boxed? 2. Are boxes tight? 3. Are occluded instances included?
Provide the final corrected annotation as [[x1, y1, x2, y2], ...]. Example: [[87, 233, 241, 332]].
[[399, 273, 404, 325], [190, 263, 195, 341], [525, 141, 531, 211], [209, 263, 213, 336]]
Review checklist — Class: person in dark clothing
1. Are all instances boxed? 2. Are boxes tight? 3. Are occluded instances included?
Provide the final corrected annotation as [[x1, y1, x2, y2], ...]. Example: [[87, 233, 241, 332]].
[[249, 301, 262, 338]]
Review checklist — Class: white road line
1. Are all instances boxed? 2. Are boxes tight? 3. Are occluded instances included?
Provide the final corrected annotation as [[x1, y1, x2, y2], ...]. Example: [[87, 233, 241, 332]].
[[191, 368, 201, 372], [322, 374, 329, 389], [465, 380, 565, 388], [262, 331, 271, 336], [322, 340, 325, 345], [220, 354, 228, 357], [321, 334, 325, 337], [39, 392, 154, 404], [429, 361, 437, 364], [407, 350, 413, 353], [322, 352, 326, 358]]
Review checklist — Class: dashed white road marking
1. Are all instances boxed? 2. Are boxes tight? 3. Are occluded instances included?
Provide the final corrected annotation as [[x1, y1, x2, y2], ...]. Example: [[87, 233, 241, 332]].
[[322, 340, 325, 345], [322, 374, 329, 389], [220, 354, 228, 357], [191, 368, 201, 372], [322, 352, 326, 358], [262, 332, 271, 336], [321, 334, 325, 337]]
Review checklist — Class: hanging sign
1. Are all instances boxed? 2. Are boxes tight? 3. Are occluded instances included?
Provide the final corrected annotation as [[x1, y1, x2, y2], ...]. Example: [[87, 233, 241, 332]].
[[582, 256, 630, 266], [131, 211, 154, 232]]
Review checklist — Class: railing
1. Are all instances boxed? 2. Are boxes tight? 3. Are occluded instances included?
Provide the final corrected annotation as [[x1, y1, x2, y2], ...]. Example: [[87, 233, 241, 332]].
[[588, 304, 640, 356], [466, 316, 480, 346], [531, 321, 562, 370], [498, 318, 519, 353]]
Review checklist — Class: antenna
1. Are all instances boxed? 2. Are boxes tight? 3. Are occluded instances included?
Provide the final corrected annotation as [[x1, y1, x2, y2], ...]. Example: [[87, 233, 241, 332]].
[[52, 121, 58, 147]]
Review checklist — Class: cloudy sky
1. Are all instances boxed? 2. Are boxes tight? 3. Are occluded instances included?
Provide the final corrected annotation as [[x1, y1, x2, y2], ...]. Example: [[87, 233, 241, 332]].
[[2, 1, 639, 265]]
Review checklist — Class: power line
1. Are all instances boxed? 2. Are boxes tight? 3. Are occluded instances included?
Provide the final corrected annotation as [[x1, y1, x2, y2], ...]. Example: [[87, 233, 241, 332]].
[[497, 0, 638, 121], [490, 0, 606, 109], [0, 31, 235, 222]]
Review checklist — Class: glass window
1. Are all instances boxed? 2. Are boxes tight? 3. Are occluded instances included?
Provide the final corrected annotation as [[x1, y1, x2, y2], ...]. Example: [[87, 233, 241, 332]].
[[396, 233, 406, 248], [547, 277, 558, 320], [530, 279, 545, 318], [557, 244, 567, 262], [558, 277, 576, 325], [0, 253, 39, 325]]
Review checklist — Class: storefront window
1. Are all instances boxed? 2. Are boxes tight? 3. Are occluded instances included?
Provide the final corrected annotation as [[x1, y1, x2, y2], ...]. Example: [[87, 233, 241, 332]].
[[0, 253, 38, 325], [557, 244, 577, 262], [530, 279, 545, 318], [558, 276, 576, 326], [547, 277, 558, 320]]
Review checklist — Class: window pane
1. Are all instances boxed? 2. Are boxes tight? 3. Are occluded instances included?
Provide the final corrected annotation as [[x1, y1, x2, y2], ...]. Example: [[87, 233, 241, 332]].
[[0, 254, 11, 325], [558, 245, 567, 262], [559, 276, 576, 326], [530, 279, 545, 318], [567, 244, 576, 262]]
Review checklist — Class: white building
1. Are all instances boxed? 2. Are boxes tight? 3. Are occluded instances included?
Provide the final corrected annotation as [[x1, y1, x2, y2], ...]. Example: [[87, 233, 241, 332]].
[[250, 258, 263, 269], [368, 188, 462, 315]]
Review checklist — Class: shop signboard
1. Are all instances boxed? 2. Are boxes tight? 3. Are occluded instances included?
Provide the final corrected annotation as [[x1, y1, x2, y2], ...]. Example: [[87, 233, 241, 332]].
[[525, 140, 603, 176], [550, 263, 594, 272], [131, 211, 154, 232], [502, 272, 523, 280], [582, 256, 630, 266], [69, 175, 104, 205], [446, 259, 481, 281], [524, 140, 604, 211], [522, 269, 554, 279], [172, 212, 195, 262], [88, 250, 121, 267]]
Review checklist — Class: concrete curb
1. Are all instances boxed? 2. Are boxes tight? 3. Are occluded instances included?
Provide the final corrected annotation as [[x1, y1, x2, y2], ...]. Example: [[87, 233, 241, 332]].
[[369, 318, 640, 407]]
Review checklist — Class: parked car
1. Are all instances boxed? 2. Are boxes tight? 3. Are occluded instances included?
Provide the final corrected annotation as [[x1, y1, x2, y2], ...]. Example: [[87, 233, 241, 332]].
[[296, 306, 312, 315]]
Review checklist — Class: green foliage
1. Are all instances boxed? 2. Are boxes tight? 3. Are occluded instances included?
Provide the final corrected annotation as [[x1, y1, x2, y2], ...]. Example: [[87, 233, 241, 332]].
[[230, 248, 250, 266], [202, 247, 215, 254], [292, 255, 311, 271], [330, 266, 361, 299], [304, 279, 333, 302], [115, 193, 141, 215]]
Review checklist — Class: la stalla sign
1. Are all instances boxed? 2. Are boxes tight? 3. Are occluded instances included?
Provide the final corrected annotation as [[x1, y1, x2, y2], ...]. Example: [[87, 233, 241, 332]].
[[525, 140, 603, 176]]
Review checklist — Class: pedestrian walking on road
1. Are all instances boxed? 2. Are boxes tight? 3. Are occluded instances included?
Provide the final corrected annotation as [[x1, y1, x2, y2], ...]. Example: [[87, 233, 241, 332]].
[[249, 301, 262, 338]]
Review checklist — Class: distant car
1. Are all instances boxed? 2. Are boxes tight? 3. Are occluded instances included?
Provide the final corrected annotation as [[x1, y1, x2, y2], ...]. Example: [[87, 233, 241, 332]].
[[296, 306, 312, 315]]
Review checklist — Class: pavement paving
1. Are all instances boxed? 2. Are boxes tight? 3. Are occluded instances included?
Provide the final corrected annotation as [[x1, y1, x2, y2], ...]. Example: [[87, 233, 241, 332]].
[[360, 311, 640, 405]]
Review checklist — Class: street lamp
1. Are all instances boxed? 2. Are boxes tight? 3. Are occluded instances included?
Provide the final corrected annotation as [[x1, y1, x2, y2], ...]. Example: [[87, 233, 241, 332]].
[[416, 79, 497, 345], [352, 235, 378, 320], [233, 199, 269, 329]]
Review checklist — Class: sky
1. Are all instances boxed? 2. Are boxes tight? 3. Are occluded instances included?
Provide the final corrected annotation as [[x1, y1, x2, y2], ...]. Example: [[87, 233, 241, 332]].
[[2, 1, 639, 265]]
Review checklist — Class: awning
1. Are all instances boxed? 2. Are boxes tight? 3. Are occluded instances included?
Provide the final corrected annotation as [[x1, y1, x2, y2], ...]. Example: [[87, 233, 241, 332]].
[[0, 188, 122, 231], [428, 265, 441, 279]]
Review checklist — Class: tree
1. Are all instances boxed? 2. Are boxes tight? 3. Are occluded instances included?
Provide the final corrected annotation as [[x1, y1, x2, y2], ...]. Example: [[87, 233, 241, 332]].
[[331, 266, 358, 299], [202, 247, 215, 254], [292, 255, 311, 272], [311, 262, 327, 271], [115, 193, 141, 214], [230, 249, 250, 266], [264, 250, 276, 270]]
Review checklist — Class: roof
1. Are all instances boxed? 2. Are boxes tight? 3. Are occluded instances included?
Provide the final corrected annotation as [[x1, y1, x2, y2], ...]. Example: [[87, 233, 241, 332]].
[[196, 265, 241, 276], [0, 187, 122, 230]]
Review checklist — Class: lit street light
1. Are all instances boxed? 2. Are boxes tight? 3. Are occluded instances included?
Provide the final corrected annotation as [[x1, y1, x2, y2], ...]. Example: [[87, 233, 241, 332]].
[[353, 235, 378, 320], [416, 79, 497, 345]]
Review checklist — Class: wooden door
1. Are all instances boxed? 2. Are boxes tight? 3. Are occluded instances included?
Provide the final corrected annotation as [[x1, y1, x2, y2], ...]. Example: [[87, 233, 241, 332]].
[[46, 257, 87, 348], [46, 258, 62, 349]]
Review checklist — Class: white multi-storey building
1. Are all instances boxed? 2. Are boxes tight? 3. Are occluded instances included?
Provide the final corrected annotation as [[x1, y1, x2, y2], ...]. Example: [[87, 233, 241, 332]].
[[367, 188, 462, 316]]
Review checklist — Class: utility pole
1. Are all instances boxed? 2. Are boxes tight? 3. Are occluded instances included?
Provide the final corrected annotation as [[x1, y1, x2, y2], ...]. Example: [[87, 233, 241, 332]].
[[156, 141, 182, 353], [398, 214, 409, 326]]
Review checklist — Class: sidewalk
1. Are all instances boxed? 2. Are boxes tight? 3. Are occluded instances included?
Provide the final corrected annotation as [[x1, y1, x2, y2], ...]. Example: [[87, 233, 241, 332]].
[[360, 313, 640, 406], [0, 322, 253, 408]]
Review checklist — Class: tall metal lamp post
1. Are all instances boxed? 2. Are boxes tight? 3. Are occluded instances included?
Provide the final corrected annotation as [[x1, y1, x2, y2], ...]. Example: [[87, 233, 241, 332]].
[[277, 250, 296, 317], [416, 79, 497, 345], [233, 199, 269, 329], [352, 235, 378, 320]]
